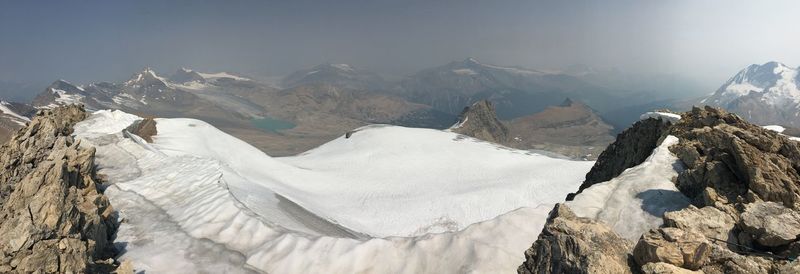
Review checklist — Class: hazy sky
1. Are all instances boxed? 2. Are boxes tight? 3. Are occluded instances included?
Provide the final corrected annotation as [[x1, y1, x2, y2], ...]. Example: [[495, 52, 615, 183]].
[[1, 0, 799, 89]]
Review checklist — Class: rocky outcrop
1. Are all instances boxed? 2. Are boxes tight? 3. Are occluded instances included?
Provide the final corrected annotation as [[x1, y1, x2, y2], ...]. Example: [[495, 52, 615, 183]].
[[518, 204, 635, 274], [669, 106, 800, 209], [0, 106, 121, 273], [521, 106, 800, 273], [633, 228, 711, 270], [567, 117, 671, 199], [450, 100, 509, 144], [739, 202, 800, 247], [126, 117, 157, 143]]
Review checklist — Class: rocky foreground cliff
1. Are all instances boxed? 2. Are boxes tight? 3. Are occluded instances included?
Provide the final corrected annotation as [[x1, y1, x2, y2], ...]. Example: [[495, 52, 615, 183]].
[[0, 106, 126, 273], [520, 106, 800, 273]]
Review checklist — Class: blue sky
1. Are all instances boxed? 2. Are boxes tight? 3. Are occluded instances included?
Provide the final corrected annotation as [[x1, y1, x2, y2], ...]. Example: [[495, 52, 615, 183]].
[[1, 0, 799, 89]]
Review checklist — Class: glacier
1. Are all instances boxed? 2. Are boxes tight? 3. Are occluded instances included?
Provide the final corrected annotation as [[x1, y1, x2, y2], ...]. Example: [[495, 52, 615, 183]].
[[73, 110, 594, 273]]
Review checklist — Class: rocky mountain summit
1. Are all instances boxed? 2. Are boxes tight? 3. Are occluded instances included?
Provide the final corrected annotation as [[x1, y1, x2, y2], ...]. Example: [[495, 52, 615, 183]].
[[521, 106, 800, 273], [0, 106, 123, 273]]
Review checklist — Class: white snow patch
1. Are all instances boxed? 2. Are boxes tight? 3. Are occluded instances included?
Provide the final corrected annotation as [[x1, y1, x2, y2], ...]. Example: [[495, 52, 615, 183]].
[[453, 68, 478, 75], [448, 116, 468, 130], [567, 135, 690, 240], [331, 64, 354, 72], [74, 111, 594, 273], [51, 88, 85, 106], [640, 111, 681, 123], [197, 71, 251, 81], [764, 125, 786, 133], [0, 101, 29, 125]]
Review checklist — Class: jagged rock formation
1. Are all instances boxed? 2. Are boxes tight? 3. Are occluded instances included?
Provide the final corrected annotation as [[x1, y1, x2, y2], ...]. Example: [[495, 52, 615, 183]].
[[568, 117, 671, 199], [450, 100, 509, 143], [521, 106, 800, 273], [0, 106, 121, 273], [518, 204, 634, 274], [126, 117, 158, 143]]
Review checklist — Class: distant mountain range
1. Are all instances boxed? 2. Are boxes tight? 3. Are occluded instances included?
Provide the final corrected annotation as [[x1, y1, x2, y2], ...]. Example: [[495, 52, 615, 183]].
[[6, 59, 794, 158]]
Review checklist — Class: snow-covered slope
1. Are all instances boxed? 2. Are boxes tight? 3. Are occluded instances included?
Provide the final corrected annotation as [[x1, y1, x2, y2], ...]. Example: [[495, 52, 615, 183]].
[[566, 135, 690, 240], [74, 110, 593, 273], [703, 61, 800, 127]]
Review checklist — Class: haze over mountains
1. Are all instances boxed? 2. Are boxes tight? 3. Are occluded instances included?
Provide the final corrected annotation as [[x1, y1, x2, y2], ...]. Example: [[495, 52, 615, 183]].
[[3, 58, 799, 159]]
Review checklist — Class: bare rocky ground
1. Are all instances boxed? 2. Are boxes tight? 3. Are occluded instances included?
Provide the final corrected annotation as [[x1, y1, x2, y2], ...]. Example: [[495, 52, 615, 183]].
[[520, 106, 800, 273], [0, 106, 124, 273]]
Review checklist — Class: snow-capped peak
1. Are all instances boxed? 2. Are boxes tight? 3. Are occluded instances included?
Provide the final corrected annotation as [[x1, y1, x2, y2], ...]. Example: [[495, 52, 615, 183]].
[[125, 67, 169, 87], [703, 61, 800, 106]]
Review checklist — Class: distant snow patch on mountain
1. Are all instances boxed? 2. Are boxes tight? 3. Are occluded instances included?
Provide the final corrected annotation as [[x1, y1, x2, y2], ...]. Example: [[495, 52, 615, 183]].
[[0, 101, 30, 125]]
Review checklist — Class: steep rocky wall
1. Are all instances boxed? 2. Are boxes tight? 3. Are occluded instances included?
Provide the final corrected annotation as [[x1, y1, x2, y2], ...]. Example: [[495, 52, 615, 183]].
[[0, 106, 121, 273]]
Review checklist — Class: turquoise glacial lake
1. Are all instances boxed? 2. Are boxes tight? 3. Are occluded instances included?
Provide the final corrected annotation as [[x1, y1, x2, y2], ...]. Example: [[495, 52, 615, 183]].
[[251, 117, 296, 132]]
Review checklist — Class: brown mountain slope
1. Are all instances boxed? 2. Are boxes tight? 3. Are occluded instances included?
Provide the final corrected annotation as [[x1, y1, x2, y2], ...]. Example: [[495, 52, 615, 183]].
[[452, 99, 615, 159]]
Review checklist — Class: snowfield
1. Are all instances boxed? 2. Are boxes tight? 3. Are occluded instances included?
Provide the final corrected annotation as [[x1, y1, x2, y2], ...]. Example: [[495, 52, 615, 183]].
[[74, 110, 594, 273]]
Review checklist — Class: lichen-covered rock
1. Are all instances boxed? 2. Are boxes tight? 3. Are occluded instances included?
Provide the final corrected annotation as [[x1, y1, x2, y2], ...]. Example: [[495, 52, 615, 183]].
[[633, 228, 711, 270], [740, 201, 800, 247], [0, 106, 120, 272], [518, 204, 634, 274]]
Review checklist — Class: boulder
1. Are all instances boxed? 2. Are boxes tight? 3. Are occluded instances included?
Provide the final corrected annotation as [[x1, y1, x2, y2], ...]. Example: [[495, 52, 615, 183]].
[[518, 204, 634, 274], [663, 205, 737, 243], [641, 262, 702, 274], [126, 117, 158, 143], [740, 201, 800, 247], [633, 228, 711, 270]]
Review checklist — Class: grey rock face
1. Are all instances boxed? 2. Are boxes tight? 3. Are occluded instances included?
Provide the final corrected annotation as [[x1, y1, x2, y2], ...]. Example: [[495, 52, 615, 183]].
[[518, 204, 634, 274], [0, 106, 120, 273]]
